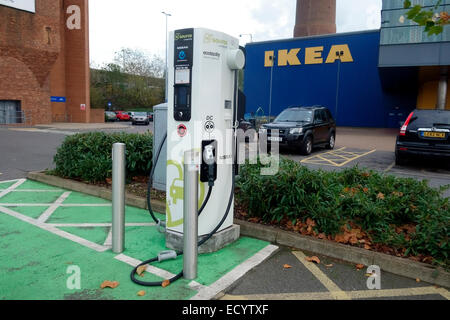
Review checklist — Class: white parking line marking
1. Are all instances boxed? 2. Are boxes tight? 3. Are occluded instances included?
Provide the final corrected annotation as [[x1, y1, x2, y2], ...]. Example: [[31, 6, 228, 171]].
[[190, 244, 279, 300], [103, 228, 113, 247], [0, 179, 26, 199], [0, 203, 111, 207], [114, 253, 177, 280], [0, 179, 20, 184], [38, 192, 72, 223], [0, 206, 108, 252], [49, 223, 156, 228]]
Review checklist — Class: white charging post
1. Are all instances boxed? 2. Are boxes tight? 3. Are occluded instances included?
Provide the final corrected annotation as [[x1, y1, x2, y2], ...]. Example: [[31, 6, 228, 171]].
[[183, 150, 200, 280]]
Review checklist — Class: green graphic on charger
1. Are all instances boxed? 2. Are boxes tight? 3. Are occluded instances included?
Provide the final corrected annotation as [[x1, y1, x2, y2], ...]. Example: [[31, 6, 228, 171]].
[[166, 159, 205, 228]]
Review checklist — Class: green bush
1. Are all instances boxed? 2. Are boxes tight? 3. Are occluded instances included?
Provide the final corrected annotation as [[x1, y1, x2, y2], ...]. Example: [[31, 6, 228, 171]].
[[236, 158, 450, 266], [53, 132, 153, 183]]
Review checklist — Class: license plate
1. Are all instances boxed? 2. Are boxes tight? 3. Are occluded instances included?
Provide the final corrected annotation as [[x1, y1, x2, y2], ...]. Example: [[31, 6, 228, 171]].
[[422, 132, 446, 139], [268, 137, 282, 142]]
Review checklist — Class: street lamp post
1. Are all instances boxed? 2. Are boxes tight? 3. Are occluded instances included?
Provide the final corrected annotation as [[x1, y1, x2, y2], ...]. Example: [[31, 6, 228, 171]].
[[239, 33, 253, 43], [162, 11, 172, 103], [335, 50, 344, 125]]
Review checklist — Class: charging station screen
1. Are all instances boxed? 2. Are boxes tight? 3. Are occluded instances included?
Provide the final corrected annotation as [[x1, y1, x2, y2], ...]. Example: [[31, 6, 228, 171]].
[[177, 87, 188, 107], [175, 69, 190, 84]]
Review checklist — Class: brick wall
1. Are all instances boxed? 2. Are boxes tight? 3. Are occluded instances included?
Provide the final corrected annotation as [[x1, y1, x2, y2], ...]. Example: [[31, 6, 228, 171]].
[[64, 0, 91, 123], [0, 0, 93, 125], [90, 108, 105, 123]]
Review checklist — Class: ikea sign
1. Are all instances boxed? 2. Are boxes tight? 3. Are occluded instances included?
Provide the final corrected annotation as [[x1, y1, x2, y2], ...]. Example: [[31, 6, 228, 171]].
[[0, 0, 35, 13], [264, 44, 354, 67]]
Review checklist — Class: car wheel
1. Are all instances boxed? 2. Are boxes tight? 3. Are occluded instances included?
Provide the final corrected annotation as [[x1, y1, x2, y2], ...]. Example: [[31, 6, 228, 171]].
[[300, 136, 313, 155], [395, 153, 408, 166], [326, 133, 336, 150]]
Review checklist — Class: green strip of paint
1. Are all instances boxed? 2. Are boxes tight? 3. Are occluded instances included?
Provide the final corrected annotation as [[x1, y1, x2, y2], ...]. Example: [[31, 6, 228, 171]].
[[0, 180, 270, 300], [0, 191, 64, 204], [15, 180, 62, 191], [0, 212, 196, 300], [0, 181, 16, 189]]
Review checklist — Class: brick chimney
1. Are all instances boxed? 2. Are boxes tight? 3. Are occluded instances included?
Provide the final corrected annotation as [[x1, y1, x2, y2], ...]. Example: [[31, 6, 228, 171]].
[[294, 0, 336, 37]]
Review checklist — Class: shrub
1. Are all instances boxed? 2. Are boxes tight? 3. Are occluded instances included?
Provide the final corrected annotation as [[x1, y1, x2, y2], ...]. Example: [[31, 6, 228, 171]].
[[236, 158, 450, 266], [53, 132, 153, 183]]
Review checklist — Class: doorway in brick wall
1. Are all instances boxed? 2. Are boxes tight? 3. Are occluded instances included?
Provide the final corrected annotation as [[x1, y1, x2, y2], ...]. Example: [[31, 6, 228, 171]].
[[0, 100, 22, 124]]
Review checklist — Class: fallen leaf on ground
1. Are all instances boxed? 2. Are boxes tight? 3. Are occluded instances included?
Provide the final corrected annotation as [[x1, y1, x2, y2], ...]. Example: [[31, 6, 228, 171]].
[[162, 280, 171, 288], [377, 193, 385, 200], [136, 265, 148, 277], [283, 264, 292, 269], [100, 280, 119, 289], [355, 264, 365, 270], [335, 234, 347, 244], [416, 278, 421, 283], [306, 256, 321, 264], [306, 218, 316, 227], [137, 290, 146, 296], [325, 264, 333, 268], [364, 244, 371, 250]]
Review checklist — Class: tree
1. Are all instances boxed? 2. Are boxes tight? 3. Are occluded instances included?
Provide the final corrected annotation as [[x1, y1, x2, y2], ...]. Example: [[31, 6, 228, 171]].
[[403, 0, 449, 35], [90, 48, 165, 110], [113, 48, 164, 78]]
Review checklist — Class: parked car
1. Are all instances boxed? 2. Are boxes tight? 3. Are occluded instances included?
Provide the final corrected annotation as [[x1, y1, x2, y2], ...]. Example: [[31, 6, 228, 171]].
[[131, 112, 150, 125], [104, 111, 117, 122], [259, 106, 336, 155], [395, 109, 450, 165], [147, 112, 154, 122], [115, 111, 130, 121]]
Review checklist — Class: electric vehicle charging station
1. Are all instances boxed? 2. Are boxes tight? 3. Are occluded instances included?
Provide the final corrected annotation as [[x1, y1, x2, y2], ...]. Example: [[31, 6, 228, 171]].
[[130, 28, 245, 286], [165, 28, 245, 248]]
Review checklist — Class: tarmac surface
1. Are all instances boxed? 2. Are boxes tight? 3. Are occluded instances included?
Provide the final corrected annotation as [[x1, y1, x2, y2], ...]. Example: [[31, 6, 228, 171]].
[[0, 124, 449, 300]]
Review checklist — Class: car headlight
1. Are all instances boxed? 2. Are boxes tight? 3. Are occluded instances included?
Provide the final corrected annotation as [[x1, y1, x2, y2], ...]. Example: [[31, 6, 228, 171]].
[[289, 128, 303, 134]]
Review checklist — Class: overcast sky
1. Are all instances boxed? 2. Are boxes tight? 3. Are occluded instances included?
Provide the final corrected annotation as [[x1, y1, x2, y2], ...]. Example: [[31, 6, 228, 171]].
[[89, 0, 382, 66]]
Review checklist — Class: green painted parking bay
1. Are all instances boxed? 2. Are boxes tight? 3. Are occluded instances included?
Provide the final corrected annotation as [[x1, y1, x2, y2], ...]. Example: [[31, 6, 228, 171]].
[[0, 179, 276, 300]]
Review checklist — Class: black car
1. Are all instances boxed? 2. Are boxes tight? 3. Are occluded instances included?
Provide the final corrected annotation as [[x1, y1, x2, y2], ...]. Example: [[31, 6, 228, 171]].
[[395, 109, 450, 165], [260, 106, 336, 155]]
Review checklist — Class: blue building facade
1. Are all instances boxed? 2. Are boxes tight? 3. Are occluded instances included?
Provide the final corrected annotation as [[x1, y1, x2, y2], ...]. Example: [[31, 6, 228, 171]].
[[243, 30, 418, 128]]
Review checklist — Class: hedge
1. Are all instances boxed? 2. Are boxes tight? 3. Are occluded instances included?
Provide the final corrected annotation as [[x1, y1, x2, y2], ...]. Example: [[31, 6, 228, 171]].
[[53, 132, 153, 183], [236, 158, 450, 267]]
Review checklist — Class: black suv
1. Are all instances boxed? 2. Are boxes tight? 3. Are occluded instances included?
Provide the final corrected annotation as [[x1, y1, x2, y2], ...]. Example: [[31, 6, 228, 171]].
[[395, 109, 450, 165], [260, 106, 336, 155]]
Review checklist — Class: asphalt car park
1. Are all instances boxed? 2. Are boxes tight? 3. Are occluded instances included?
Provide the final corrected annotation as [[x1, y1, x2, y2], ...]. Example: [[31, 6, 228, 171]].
[[278, 127, 450, 198], [0, 125, 449, 300]]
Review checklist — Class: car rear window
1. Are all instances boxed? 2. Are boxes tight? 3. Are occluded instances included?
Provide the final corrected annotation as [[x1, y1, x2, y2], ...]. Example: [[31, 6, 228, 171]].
[[408, 110, 450, 128]]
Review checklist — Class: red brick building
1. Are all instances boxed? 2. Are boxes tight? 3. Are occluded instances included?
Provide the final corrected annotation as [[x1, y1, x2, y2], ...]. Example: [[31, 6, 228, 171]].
[[0, 0, 100, 125]]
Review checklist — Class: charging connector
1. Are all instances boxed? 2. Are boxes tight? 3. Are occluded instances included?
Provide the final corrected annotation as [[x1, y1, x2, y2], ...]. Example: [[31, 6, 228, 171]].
[[201, 140, 217, 186]]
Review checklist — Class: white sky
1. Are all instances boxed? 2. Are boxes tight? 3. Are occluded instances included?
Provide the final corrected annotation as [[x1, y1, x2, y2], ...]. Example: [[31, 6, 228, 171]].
[[89, 0, 382, 66]]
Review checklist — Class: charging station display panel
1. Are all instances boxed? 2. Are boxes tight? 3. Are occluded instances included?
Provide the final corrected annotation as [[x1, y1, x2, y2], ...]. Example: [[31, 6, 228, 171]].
[[174, 28, 194, 122]]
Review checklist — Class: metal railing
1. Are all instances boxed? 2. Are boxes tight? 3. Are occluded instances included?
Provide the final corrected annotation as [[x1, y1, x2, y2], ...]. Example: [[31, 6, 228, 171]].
[[0, 110, 33, 126], [52, 114, 72, 123]]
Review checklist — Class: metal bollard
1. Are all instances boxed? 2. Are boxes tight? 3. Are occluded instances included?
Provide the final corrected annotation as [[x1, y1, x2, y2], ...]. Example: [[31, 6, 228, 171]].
[[183, 150, 199, 280], [112, 143, 126, 254]]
